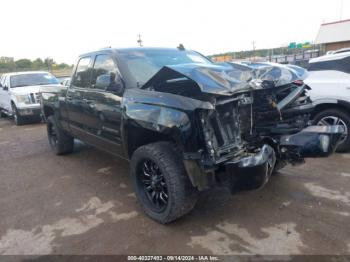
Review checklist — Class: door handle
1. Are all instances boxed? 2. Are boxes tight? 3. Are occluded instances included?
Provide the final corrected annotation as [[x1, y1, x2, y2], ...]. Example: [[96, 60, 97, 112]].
[[82, 98, 93, 104]]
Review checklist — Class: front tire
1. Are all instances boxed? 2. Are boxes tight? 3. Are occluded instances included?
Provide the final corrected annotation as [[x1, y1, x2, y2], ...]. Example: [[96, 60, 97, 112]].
[[131, 142, 198, 224], [47, 116, 74, 155], [12, 104, 25, 126], [313, 108, 350, 152]]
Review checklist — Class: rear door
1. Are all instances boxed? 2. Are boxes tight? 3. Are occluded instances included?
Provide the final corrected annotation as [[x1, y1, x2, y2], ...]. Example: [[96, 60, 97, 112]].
[[82, 53, 124, 156], [66, 56, 93, 139]]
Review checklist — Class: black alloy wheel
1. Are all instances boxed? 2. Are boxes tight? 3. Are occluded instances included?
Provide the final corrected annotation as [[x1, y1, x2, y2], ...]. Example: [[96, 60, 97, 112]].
[[136, 159, 168, 212], [130, 141, 198, 223]]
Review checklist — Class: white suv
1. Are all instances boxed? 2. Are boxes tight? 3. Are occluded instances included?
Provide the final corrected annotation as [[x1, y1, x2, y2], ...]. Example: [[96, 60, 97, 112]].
[[305, 50, 350, 152], [0, 71, 60, 125]]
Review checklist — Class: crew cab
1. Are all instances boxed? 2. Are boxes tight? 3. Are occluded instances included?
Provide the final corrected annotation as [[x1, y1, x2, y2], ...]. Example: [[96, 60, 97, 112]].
[[40, 48, 343, 223], [0, 71, 60, 125]]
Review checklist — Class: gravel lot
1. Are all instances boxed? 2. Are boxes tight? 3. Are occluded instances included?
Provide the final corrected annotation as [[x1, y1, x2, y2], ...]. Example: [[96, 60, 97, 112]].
[[0, 118, 350, 256]]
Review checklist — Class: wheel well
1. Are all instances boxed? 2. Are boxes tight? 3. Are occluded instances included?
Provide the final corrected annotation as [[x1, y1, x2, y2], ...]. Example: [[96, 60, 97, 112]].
[[127, 125, 174, 159], [43, 105, 54, 118], [312, 103, 350, 118], [10, 101, 16, 113]]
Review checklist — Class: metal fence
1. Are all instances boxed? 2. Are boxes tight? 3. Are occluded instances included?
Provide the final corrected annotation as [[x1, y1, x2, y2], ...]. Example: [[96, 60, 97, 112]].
[[267, 50, 321, 68]]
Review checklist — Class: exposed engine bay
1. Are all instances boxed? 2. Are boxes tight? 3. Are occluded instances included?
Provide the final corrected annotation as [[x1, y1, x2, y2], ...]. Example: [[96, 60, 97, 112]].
[[130, 63, 344, 192]]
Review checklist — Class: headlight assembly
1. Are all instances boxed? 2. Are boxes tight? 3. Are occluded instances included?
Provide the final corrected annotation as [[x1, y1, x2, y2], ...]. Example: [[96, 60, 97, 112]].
[[15, 94, 31, 104]]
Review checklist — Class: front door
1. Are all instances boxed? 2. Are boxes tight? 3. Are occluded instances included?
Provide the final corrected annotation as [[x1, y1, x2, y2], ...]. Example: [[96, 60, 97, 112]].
[[82, 54, 124, 157]]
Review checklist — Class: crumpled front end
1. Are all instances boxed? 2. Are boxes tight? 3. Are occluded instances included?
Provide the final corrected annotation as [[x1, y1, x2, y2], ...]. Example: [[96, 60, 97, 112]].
[[221, 125, 343, 192], [137, 63, 344, 192]]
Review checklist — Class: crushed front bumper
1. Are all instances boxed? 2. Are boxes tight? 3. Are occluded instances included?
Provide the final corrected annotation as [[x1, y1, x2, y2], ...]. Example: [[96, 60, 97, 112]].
[[279, 125, 345, 157], [225, 144, 276, 192], [224, 125, 344, 193]]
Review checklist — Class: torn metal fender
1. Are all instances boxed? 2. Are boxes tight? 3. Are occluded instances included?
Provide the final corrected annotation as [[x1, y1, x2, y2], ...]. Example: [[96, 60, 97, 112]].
[[121, 88, 213, 152]]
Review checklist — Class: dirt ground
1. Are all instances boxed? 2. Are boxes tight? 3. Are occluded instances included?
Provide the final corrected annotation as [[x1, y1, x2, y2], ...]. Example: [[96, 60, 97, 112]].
[[0, 118, 349, 256]]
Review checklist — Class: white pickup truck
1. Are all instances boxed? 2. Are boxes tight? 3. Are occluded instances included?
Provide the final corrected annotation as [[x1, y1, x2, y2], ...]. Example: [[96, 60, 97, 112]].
[[0, 71, 60, 125]]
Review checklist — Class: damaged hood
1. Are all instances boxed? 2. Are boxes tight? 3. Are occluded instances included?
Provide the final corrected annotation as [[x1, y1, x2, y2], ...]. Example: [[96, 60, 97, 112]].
[[141, 63, 305, 96], [141, 63, 252, 96]]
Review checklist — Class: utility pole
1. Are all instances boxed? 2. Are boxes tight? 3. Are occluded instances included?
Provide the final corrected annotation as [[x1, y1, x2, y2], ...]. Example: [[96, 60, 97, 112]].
[[137, 34, 143, 47], [251, 41, 256, 61]]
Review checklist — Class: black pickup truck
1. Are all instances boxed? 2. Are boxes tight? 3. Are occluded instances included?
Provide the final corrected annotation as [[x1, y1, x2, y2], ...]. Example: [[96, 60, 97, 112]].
[[40, 47, 343, 223]]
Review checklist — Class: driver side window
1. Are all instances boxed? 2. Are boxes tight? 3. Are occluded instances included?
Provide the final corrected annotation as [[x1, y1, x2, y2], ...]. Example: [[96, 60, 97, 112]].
[[91, 54, 121, 90]]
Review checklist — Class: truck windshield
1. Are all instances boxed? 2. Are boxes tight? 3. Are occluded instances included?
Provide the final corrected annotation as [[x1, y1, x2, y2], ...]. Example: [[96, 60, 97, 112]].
[[10, 73, 59, 88], [118, 49, 212, 87]]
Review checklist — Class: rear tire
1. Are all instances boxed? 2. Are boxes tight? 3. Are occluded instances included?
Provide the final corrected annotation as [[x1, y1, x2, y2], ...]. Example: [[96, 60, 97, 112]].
[[47, 116, 74, 155], [131, 142, 198, 224], [313, 109, 350, 152]]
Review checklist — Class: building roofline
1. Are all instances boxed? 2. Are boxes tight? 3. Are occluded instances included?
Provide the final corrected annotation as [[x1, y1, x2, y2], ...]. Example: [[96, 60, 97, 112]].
[[321, 18, 350, 26]]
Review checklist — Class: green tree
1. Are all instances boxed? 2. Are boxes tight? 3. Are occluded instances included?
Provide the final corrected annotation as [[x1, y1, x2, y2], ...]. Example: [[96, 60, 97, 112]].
[[57, 63, 69, 69], [32, 58, 44, 70], [15, 59, 33, 70]]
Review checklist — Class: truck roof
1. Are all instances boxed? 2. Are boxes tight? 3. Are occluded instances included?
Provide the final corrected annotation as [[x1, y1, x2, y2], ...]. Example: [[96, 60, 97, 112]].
[[78, 47, 188, 58]]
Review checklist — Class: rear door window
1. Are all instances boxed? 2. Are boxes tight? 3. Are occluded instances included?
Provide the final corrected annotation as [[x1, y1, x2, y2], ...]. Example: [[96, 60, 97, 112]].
[[72, 57, 92, 88], [309, 56, 350, 74]]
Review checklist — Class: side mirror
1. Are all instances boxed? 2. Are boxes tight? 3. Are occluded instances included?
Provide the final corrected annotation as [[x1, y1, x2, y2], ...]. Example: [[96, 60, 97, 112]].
[[3, 85, 8, 91], [95, 74, 112, 89], [96, 73, 124, 94]]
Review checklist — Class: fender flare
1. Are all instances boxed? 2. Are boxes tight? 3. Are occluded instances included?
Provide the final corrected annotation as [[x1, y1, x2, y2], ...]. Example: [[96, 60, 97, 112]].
[[312, 99, 350, 114]]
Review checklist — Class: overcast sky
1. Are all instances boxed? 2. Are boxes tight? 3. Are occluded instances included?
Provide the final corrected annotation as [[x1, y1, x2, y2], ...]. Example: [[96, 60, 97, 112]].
[[1, 0, 350, 64]]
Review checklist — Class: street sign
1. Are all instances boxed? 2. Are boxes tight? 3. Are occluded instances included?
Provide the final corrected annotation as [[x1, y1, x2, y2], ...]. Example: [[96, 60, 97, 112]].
[[289, 41, 312, 49]]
